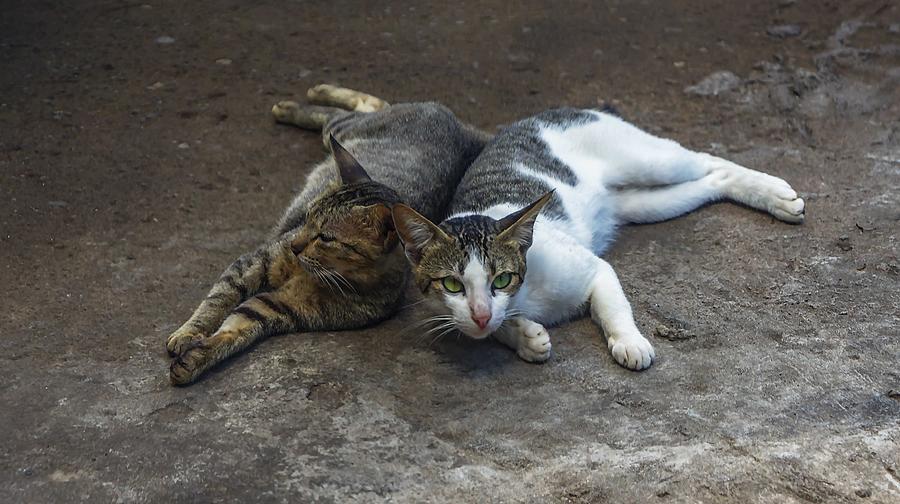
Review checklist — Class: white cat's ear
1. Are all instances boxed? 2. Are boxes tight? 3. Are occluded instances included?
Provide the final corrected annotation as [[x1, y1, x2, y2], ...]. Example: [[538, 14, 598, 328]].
[[329, 134, 372, 184], [497, 190, 554, 250], [392, 204, 449, 264]]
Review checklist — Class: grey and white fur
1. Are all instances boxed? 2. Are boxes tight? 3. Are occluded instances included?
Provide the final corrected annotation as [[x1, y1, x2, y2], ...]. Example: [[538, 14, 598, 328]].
[[393, 108, 805, 370]]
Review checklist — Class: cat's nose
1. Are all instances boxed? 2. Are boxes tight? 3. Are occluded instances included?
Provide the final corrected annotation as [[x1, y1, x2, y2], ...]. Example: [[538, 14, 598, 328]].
[[471, 313, 491, 330]]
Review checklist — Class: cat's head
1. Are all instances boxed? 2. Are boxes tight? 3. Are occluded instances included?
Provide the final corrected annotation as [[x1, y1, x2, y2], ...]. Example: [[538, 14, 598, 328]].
[[392, 192, 553, 338], [290, 136, 402, 288]]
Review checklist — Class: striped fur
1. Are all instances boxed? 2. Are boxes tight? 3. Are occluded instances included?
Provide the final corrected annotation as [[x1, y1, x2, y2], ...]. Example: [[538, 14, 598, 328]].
[[167, 89, 488, 385]]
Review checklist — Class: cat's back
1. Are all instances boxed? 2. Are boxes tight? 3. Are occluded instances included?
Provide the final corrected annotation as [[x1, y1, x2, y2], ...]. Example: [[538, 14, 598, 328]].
[[449, 108, 602, 218], [327, 103, 488, 220]]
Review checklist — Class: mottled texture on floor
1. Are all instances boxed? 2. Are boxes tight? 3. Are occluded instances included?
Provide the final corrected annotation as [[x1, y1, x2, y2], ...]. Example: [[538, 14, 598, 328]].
[[1, 1, 898, 502]]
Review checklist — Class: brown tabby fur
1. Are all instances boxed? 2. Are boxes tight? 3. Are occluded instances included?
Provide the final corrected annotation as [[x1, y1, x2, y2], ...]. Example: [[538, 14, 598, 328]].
[[166, 86, 488, 385], [168, 162, 407, 385]]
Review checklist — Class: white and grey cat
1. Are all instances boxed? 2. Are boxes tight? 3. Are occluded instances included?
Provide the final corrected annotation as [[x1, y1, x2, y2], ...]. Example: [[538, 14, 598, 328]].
[[392, 108, 804, 370]]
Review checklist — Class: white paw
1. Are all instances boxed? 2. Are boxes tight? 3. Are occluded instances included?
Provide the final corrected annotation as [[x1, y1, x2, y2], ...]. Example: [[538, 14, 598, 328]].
[[710, 164, 805, 223], [609, 334, 655, 370], [516, 322, 552, 363], [768, 192, 805, 223], [746, 172, 805, 223]]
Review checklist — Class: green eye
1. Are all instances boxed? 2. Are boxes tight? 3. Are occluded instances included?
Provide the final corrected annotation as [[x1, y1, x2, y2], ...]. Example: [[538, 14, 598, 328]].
[[492, 272, 513, 289], [441, 277, 463, 293]]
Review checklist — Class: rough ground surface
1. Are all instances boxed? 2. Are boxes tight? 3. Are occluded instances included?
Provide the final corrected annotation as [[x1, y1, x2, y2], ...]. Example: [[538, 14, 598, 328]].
[[2, 1, 899, 502]]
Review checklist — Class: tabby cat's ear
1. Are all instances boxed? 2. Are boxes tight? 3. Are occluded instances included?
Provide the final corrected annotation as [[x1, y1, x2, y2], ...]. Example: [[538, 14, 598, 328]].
[[367, 203, 399, 250], [392, 204, 449, 264], [329, 134, 372, 184], [496, 190, 554, 250]]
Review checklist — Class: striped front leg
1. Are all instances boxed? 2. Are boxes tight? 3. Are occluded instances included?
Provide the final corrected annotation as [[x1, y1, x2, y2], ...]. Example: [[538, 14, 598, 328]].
[[169, 291, 306, 386], [166, 242, 292, 356]]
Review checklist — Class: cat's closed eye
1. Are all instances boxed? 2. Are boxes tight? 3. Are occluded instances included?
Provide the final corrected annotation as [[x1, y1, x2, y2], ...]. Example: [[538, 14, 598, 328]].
[[317, 233, 335, 243]]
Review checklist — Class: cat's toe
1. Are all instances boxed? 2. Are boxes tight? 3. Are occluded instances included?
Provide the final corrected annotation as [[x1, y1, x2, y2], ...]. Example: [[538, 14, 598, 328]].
[[609, 336, 655, 371], [169, 344, 209, 386], [517, 327, 552, 363], [771, 196, 805, 224], [271, 100, 301, 122], [754, 176, 805, 223], [166, 330, 205, 357]]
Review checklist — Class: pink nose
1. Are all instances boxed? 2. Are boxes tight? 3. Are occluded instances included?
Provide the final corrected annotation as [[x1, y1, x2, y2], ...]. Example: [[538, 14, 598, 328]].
[[471, 313, 491, 330]]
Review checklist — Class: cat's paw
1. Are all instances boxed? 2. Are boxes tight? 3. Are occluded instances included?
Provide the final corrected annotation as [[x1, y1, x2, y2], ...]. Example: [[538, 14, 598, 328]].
[[707, 162, 805, 223], [516, 321, 552, 363], [271, 100, 301, 123], [608, 334, 655, 370], [166, 328, 205, 357], [743, 173, 804, 223], [768, 191, 805, 224], [169, 342, 210, 386]]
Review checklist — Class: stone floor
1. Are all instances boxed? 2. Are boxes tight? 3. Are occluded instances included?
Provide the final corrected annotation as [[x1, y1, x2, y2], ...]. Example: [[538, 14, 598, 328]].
[[1, 0, 898, 502]]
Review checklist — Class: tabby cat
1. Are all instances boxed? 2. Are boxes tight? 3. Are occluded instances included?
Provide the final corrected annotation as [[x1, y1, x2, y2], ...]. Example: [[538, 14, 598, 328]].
[[392, 108, 804, 370], [166, 86, 487, 385]]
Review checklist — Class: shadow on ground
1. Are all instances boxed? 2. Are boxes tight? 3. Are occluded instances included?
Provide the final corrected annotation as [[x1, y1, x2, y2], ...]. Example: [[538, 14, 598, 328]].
[[1, 1, 898, 502]]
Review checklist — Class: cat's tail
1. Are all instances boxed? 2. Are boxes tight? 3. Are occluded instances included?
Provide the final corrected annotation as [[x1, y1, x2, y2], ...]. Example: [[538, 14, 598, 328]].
[[271, 84, 390, 130]]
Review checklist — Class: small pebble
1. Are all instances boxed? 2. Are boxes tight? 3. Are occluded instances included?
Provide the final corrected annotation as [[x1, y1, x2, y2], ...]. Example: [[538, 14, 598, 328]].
[[767, 24, 802, 38], [684, 71, 740, 96], [653, 324, 695, 341], [155, 35, 176, 44], [177, 142, 190, 149], [215, 58, 232, 66]]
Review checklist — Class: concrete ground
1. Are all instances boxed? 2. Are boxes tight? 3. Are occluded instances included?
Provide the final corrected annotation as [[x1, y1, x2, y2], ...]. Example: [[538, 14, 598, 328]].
[[2, 0, 898, 502]]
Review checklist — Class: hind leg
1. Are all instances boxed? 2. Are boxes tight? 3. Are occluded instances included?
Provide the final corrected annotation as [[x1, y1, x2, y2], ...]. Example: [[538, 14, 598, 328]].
[[271, 85, 389, 130], [584, 114, 804, 222], [698, 154, 805, 223], [307, 84, 390, 112], [613, 158, 805, 224], [271, 102, 346, 130]]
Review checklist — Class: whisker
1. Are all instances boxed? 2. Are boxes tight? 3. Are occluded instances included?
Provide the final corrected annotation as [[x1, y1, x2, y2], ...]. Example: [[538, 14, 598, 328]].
[[430, 327, 457, 346], [317, 268, 344, 296], [326, 268, 357, 294], [418, 322, 457, 342], [398, 315, 454, 338], [401, 298, 427, 310], [422, 321, 456, 335]]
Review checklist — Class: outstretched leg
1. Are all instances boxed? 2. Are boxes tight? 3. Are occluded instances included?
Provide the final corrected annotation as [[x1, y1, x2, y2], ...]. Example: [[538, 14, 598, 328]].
[[271, 102, 346, 130], [612, 154, 805, 224], [169, 290, 305, 385], [588, 257, 655, 370], [572, 113, 804, 223], [493, 318, 552, 363], [271, 84, 390, 132], [306, 84, 390, 112], [165, 241, 294, 356]]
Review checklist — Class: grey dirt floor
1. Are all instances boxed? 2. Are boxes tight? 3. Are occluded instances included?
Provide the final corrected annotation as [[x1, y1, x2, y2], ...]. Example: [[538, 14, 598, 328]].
[[2, 0, 899, 502]]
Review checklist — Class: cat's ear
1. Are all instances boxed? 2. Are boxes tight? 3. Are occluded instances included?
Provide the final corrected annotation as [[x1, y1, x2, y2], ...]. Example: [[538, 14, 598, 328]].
[[496, 190, 554, 250], [329, 134, 372, 184], [366, 203, 399, 251], [392, 204, 449, 264]]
